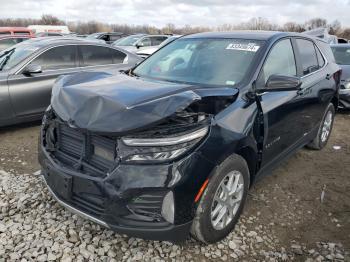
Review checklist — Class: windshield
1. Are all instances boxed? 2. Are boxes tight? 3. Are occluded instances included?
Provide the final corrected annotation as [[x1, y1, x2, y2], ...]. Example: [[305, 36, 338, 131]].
[[114, 35, 144, 46], [133, 38, 264, 86], [0, 43, 39, 71], [331, 46, 350, 65]]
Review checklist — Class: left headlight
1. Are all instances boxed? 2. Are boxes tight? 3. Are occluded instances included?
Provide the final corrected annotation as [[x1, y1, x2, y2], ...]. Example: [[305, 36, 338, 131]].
[[121, 126, 209, 162]]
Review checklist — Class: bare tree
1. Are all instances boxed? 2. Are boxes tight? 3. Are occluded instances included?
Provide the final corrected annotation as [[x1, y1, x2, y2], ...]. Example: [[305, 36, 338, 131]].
[[40, 14, 65, 25], [283, 22, 304, 32], [329, 20, 341, 35], [304, 18, 327, 30], [0, 15, 349, 39]]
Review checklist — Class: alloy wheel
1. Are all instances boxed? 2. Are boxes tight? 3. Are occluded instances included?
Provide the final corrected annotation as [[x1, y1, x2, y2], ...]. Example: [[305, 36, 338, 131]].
[[321, 110, 333, 143], [210, 171, 244, 230]]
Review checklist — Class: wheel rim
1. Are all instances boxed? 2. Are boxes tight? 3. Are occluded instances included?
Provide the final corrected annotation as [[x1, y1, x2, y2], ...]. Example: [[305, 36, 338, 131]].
[[210, 171, 244, 230], [321, 110, 333, 143]]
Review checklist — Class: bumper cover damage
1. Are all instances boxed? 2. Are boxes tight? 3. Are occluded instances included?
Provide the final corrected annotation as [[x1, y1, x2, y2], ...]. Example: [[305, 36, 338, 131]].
[[41, 72, 238, 241]]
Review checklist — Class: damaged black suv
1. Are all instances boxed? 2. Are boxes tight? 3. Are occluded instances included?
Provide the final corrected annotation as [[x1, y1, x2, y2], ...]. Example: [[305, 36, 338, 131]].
[[39, 31, 341, 243]]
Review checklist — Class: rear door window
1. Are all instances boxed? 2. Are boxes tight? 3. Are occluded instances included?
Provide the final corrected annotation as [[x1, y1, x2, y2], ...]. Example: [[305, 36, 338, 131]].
[[139, 37, 152, 47], [80, 45, 113, 66], [110, 34, 122, 41], [151, 36, 168, 46], [295, 39, 319, 75], [32, 45, 77, 70]]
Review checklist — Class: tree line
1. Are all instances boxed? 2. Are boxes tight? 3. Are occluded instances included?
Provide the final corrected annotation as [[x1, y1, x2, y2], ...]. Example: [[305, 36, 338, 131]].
[[0, 14, 349, 39]]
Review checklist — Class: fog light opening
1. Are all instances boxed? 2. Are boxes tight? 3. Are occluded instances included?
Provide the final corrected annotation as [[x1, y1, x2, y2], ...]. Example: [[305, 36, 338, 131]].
[[161, 191, 174, 224]]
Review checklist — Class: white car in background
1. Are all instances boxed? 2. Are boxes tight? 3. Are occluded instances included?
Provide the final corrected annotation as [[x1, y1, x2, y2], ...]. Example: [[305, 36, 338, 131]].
[[136, 35, 182, 59], [113, 34, 170, 53]]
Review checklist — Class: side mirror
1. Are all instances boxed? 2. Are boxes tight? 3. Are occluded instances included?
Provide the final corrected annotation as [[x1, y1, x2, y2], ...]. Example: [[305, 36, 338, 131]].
[[260, 74, 302, 92], [136, 42, 144, 49], [23, 64, 42, 75]]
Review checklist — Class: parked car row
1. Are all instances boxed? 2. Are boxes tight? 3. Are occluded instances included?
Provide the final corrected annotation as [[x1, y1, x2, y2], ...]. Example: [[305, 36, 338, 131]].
[[113, 34, 170, 52], [0, 37, 141, 127], [0, 27, 176, 54]]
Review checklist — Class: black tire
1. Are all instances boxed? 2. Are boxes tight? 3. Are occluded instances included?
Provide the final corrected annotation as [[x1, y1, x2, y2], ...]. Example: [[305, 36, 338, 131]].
[[307, 103, 335, 150], [190, 154, 250, 244]]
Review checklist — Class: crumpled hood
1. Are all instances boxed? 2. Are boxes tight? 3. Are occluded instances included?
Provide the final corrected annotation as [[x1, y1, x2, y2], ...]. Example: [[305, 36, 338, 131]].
[[51, 71, 238, 133]]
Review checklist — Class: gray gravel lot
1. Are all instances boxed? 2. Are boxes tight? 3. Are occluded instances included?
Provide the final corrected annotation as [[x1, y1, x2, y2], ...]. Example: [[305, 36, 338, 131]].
[[0, 113, 349, 261]]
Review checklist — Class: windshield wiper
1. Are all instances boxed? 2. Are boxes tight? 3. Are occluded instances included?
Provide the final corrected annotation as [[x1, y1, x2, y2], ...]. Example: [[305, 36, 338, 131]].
[[0, 48, 15, 71]]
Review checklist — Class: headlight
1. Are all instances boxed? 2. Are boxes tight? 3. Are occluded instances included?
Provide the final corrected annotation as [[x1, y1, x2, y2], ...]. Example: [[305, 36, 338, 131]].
[[121, 126, 209, 162], [344, 81, 350, 89], [122, 127, 208, 146]]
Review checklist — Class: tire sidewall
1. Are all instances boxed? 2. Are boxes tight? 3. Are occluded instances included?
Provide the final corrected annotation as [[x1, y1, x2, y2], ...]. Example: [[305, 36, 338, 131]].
[[194, 155, 250, 243], [317, 104, 335, 149]]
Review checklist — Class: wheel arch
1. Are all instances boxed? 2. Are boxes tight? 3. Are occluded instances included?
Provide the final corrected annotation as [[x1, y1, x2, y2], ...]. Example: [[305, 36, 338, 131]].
[[235, 145, 258, 187]]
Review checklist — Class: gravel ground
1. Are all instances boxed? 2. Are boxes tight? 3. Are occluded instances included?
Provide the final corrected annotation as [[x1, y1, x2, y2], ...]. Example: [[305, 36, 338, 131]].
[[0, 113, 349, 261]]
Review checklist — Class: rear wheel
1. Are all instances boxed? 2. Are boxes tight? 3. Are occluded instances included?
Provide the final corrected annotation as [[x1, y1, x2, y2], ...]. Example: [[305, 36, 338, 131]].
[[190, 155, 249, 243], [307, 103, 335, 150]]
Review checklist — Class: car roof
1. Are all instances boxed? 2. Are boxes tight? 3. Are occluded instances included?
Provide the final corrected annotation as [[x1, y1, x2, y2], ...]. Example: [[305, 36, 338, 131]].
[[17, 37, 108, 47], [330, 44, 350, 48], [0, 35, 31, 39], [182, 30, 315, 41], [91, 32, 125, 35]]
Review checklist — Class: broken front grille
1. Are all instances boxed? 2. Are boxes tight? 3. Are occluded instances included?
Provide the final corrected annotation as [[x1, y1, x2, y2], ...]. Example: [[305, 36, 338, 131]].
[[46, 121, 118, 178]]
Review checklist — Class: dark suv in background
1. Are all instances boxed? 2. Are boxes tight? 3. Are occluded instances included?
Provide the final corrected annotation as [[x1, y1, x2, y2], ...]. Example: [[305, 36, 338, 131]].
[[40, 31, 340, 243], [86, 32, 129, 44]]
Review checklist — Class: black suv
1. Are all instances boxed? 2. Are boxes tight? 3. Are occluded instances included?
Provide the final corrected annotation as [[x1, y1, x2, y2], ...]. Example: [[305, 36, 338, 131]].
[[39, 31, 341, 243], [86, 32, 129, 44]]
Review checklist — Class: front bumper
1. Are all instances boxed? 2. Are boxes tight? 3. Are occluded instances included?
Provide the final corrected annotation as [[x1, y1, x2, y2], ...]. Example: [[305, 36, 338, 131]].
[[39, 142, 215, 242], [339, 89, 350, 109], [42, 174, 192, 242]]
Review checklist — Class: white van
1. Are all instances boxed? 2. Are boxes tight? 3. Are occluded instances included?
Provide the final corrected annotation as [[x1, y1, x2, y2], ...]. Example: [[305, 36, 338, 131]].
[[27, 25, 70, 36]]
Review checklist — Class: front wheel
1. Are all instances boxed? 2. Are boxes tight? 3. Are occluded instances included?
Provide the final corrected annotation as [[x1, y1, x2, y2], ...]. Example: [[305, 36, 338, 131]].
[[190, 155, 250, 243], [307, 103, 335, 150]]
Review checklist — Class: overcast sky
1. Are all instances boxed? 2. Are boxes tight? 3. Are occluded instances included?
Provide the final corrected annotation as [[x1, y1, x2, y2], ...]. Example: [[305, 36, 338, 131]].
[[1, 0, 350, 27]]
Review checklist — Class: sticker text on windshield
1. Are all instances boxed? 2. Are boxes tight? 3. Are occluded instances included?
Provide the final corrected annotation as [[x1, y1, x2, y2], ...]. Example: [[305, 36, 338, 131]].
[[226, 43, 260, 52]]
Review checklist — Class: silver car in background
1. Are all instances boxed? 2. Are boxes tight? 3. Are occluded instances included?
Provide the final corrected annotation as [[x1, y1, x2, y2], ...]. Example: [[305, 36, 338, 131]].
[[136, 35, 182, 59], [0, 37, 141, 127], [113, 34, 169, 53], [331, 44, 350, 109]]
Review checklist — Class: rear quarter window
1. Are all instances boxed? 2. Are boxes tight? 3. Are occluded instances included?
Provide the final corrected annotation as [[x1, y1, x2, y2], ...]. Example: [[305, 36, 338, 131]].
[[316, 40, 335, 63]]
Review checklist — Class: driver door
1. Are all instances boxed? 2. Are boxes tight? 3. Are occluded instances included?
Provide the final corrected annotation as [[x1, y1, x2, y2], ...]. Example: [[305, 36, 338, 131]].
[[7, 45, 79, 117], [257, 38, 306, 168]]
